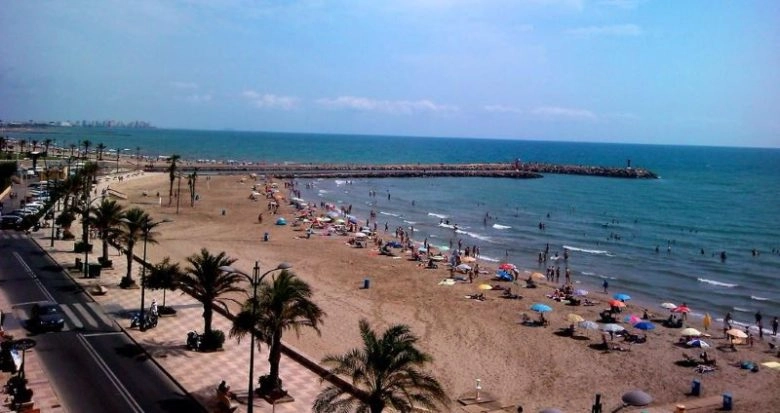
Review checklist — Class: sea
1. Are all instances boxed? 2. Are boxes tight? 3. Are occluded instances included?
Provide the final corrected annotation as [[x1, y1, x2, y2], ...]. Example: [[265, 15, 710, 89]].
[[8, 127, 780, 330]]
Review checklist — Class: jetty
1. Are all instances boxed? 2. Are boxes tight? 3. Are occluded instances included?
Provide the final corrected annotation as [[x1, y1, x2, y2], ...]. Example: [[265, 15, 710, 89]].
[[143, 161, 658, 179]]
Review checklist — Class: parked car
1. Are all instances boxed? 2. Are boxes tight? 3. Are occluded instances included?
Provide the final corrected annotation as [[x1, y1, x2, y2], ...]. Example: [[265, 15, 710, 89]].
[[0, 215, 23, 229], [28, 302, 65, 332]]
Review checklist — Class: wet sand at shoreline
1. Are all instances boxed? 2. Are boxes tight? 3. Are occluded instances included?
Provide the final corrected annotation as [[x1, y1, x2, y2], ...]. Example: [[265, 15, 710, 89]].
[[109, 172, 778, 412]]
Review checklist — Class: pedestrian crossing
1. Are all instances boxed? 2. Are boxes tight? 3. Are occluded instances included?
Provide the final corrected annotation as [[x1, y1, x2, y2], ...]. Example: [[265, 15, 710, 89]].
[[0, 230, 27, 239], [13, 301, 117, 332]]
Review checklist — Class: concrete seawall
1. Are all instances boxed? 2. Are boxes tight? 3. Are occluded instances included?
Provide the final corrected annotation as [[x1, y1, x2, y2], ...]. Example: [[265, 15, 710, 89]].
[[143, 162, 658, 179]]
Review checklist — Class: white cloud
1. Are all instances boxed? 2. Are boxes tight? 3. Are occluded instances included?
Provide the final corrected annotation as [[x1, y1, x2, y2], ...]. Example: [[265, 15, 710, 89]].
[[242, 90, 298, 110], [317, 96, 458, 114], [484, 105, 524, 114], [532, 106, 597, 121], [566, 24, 642, 37]]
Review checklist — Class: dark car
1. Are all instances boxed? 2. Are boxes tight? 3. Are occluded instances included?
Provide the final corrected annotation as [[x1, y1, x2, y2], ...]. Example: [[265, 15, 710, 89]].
[[28, 302, 65, 332], [0, 215, 23, 229]]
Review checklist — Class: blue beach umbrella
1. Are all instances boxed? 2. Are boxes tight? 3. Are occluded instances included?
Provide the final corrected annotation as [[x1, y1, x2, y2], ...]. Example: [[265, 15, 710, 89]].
[[633, 321, 656, 331], [574, 289, 589, 296], [613, 293, 631, 301], [530, 303, 553, 313]]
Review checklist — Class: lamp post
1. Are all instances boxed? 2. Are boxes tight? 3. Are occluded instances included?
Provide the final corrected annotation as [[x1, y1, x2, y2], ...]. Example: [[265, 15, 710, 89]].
[[219, 261, 291, 413], [121, 217, 172, 331]]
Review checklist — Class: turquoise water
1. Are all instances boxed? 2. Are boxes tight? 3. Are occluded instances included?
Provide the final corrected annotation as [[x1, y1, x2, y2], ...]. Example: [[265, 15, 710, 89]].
[[10, 128, 780, 326]]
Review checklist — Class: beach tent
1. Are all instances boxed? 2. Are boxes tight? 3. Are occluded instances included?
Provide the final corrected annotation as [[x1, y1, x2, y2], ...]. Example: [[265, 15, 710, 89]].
[[275, 217, 287, 225], [495, 270, 513, 281]]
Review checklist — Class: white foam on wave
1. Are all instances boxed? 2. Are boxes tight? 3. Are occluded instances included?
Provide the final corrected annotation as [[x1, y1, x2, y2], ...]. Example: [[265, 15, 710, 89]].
[[479, 255, 500, 263], [428, 212, 448, 219], [456, 229, 491, 242], [750, 295, 769, 301], [438, 223, 456, 229], [403, 220, 417, 225], [581, 271, 596, 276], [732, 307, 751, 313], [318, 189, 330, 194], [334, 180, 348, 186], [380, 211, 399, 217], [697, 278, 738, 288], [492, 224, 511, 230], [562, 245, 614, 257]]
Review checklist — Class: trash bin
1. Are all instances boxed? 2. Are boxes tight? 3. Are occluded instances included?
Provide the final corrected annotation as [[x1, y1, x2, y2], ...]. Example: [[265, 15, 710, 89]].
[[75, 258, 83, 272], [722, 393, 732, 411], [363, 278, 370, 289], [87, 263, 102, 278], [691, 379, 701, 396], [263, 232, 269, 242]]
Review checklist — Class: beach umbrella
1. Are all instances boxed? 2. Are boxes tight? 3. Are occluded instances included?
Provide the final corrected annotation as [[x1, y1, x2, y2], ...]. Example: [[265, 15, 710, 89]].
[[660, 302, 677, 310], [499, 263, 516, 270], [601, 323, 625, 333], [567, 313, 585, 323], [622, 390, 652, 407], [680, 327, 702, 337], [461, 256, 477, 263], [478, 284, 493, 290], [456, 264, 472, 272], [608, 299, 627, 308], [633, 321, 656, 331], [319, 217, 332, 223], [531, 272, 546, 281], [687, 339, 710, 348], [672, 305, 690, 314], [530, 303, 553, 313], [726, 328, 748, 339], [623, 314, 642, 325], [579, 320, 599, 330], [703, 313, 712, 331], [613, 293, 632, 301], [574, 289, 589, 296], [335, 218, 345, 224]]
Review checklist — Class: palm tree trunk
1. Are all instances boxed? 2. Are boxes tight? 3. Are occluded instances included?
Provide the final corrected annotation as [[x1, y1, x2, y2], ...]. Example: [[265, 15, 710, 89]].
[[101, 235, 109, 262], [204, 305, 213, 335], [125, 244, 135, 281], [268, 333, 283, 388]]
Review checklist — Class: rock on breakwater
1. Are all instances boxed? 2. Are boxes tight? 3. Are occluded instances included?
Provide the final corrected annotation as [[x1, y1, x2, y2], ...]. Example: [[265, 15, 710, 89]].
[[144, 161, 657, 179]]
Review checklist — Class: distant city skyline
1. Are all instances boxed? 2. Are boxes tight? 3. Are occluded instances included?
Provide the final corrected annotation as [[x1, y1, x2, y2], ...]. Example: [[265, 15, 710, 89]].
[[1, 1, 778, 148]]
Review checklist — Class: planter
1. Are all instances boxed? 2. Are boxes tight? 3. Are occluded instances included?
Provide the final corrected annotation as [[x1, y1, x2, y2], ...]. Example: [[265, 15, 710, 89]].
[[158, 306, 177, 317], [74, 242, 93, 253], [98, 259, 113, 268]]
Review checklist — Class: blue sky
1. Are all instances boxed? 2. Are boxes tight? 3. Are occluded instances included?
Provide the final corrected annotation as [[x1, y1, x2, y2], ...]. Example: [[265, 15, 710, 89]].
[[1, 0, 778, 147]]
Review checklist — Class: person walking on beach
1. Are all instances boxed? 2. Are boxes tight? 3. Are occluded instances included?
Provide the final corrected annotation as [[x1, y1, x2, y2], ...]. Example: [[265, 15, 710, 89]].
[[772, 316, 778, 336], [602, 279, 609, 294]]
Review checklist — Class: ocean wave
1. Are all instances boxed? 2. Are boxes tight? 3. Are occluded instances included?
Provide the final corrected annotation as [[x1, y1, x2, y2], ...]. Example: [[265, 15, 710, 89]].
[[428, 212, 448, 219], [479, 255, 500, 262], [379, 211, 399, 217], [732, 307, 751, 313], [318, 189, 330, 194], [750, 295, 769, 301], [562, 245, 614, 257], [455, 229, 491, 242], [438, 223, 456, 229], [403, 220, 417, 225], [492, 224, 511, 230], [697, 278, 738, 288], [334, 179, 349, 186], [581, 271, 595, 276]]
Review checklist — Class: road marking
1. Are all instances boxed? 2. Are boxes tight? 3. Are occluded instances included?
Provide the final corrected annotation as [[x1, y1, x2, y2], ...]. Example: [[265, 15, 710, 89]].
[[59, 304, 84, 330], [87, 302, 117, 327], [70, 303, 98, 328], [81, 331, 123, 338], [76, 334, 145, 413], [13, 251, 56, 302]]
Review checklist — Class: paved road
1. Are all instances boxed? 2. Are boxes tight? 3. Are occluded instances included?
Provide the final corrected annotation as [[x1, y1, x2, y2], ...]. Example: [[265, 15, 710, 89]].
[[0, 230, 204, 413]]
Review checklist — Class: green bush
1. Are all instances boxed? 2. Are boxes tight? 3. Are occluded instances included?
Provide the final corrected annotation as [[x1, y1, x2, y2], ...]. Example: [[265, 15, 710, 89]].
[[200, 329, 225, 351]]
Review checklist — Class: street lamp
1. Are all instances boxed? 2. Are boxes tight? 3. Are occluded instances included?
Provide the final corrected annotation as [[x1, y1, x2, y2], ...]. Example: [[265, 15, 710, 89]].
[[120, 217, 172, 331], [219, 261, 291, 413]]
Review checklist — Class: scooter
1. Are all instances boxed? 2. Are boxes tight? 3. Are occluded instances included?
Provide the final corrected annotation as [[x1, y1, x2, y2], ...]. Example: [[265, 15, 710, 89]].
[[130, 312, 158, 330], [186, 330, 202, 351]]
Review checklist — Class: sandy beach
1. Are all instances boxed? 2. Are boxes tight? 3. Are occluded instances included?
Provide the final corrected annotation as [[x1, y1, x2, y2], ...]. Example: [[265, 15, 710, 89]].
[[105, 171, 779, 412]]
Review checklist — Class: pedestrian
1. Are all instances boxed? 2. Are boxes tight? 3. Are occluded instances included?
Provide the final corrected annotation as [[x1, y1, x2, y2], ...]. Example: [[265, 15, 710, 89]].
[[755, 310, 762, 325], [772, 316, 779, 336], [150, 299, 159, 318], [602, 279, 609, 294]]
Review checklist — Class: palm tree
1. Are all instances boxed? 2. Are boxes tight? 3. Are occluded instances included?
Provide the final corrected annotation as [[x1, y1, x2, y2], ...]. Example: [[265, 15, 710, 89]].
[[230, 270, 325, 397], [69, 143, 77, 159], [145, 257, 183, 314], [77, 162, 100, 248], [187, 169, 198, 207], [89, 198, 125, 264], [179, 249, 243, 347], [96, 142, 106, 161], [167, 154, 181, 206], [118, 207, 155, 287], [82, 139, 92, 161], [313, 319, 449, 413], [42, 138, 53, 169]]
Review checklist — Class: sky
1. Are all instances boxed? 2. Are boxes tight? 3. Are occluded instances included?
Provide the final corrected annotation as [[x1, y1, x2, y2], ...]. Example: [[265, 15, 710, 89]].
[[1, 0, 779, 148]]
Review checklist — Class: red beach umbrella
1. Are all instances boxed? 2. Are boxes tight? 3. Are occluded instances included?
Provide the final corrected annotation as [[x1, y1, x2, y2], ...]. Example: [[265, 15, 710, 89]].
[[608, 299, 627, 308], [498, 263, 516, 270], [672, 305, 690, 313]]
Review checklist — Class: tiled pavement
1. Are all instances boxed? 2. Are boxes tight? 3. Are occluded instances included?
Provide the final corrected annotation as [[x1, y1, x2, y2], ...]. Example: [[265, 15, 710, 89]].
[[2, 228, 328, 413]]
